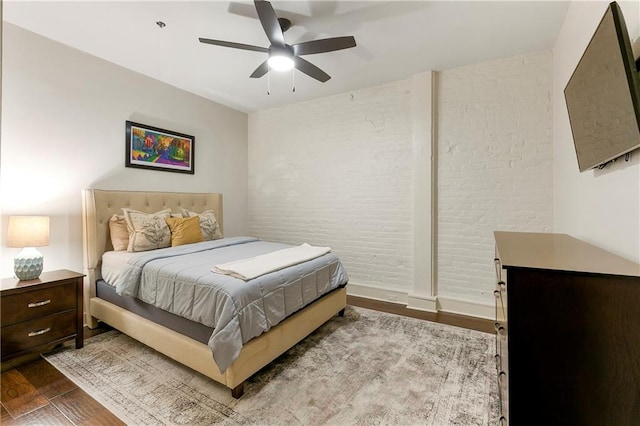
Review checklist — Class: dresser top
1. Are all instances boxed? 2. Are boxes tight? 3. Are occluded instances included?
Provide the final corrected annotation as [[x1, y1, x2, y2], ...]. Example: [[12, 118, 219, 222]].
[[494, 231, 640, 277]]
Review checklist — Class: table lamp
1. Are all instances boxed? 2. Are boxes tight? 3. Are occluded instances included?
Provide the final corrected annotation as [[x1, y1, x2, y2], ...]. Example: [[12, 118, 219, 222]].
[[7, 216, 50, 280]]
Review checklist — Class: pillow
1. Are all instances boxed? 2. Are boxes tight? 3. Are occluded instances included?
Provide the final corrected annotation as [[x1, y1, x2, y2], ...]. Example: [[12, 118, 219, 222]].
[[123, 208, 172, 252], [108, 214, 129, 251], [165, 216, 204, 247], [109, 209, 173, 251], [182, 209, 223, 241]]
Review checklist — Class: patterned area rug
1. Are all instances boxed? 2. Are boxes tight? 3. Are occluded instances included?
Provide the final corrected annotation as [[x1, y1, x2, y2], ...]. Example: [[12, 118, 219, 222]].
[[44, 306, 498, 425]]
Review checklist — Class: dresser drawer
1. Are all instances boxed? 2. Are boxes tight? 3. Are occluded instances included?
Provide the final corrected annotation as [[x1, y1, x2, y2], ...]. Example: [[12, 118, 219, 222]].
[[494, 251, 509, 424], [497, 349, 509, 424], [1, 310, 77, 356], [1, 281, 77, 325], [495, 285, 506, 324], [499, 397, 509, 425]]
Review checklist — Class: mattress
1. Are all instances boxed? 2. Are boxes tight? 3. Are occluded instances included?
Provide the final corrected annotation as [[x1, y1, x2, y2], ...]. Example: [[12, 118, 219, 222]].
[[96, 279, 214, 344], [100, 236, 349, 372]]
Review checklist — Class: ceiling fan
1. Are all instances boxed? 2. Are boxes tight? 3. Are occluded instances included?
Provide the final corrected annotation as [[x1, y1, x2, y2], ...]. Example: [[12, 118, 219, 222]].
[[198, 0, 356, 83]]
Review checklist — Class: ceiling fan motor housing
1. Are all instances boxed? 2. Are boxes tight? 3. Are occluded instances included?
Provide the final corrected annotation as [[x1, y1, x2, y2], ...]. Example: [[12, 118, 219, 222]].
[[278, 17, 291, 33]]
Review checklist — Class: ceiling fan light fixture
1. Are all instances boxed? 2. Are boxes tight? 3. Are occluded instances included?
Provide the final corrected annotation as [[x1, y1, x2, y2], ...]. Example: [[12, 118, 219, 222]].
[[268, 54, 294, 71], [199, 0, 356, 83]]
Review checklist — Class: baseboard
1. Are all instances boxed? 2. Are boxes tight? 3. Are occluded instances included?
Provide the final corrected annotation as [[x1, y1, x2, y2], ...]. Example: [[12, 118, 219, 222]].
[[407, 293, 437, 312], [347, 282, 493, 320], [437, 295, 494, 320], [346, 282, 408, 305]]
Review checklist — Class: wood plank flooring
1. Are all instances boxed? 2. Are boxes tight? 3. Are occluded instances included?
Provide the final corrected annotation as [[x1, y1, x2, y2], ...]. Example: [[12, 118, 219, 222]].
[[1, 324, 124, 425], [1, 299, 493, 424]]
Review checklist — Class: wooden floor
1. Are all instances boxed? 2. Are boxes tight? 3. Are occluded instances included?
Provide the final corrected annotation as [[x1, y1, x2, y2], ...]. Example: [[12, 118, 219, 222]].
[[1, 324, 124, 426], [348, 295, 495, 334], [1, 298, 493, 425]]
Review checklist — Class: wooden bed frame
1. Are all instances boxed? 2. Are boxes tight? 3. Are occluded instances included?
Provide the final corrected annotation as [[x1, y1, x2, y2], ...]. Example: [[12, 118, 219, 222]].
[[81, 189, 347, 397]]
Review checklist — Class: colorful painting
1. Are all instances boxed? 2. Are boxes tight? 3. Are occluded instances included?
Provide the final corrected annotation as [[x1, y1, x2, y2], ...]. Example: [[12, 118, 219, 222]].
[[125, 121, 195, 174]]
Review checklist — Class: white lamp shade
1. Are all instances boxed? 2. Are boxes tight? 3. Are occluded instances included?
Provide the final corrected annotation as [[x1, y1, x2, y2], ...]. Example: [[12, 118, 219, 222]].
[[7, 216, 50, 248]]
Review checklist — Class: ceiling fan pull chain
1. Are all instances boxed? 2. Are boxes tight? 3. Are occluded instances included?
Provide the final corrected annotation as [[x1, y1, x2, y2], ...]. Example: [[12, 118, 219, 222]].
[[267, 67, 271, 95], [292, 68, 296, 92]]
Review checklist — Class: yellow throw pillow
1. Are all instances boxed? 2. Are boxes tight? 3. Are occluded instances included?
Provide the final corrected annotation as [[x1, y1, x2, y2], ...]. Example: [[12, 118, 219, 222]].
[[182, 209, 223, 241], [108, 214, 129, 251], [165, 216, 205, 247]]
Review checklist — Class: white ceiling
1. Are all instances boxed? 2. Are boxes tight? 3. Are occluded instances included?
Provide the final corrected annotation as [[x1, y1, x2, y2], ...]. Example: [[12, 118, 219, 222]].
[[3, 0, 570, 113]]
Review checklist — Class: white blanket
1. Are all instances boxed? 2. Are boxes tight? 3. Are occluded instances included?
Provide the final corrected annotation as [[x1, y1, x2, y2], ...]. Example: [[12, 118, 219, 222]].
[[213, 243, 331, 280]]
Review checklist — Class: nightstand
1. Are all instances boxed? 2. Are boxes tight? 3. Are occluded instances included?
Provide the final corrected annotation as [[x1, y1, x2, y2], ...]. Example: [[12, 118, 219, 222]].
[[1, 269, 84, 361]]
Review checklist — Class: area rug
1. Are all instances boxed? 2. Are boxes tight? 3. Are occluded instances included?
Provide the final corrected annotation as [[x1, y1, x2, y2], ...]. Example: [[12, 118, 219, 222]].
[[44, 306, 499, 425]]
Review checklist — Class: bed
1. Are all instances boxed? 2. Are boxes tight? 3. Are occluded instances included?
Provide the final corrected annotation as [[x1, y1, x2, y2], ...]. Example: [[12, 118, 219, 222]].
[[81, 189, 348, 398]]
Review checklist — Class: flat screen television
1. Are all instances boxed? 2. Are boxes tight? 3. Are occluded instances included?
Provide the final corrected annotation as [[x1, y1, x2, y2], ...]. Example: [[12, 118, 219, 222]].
[[564, 1, 640, 172]]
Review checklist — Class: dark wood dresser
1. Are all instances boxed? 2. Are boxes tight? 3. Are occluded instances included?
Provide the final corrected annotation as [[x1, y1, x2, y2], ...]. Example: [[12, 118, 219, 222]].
[[1, 269, 84, 361], [493, 231, 640, 426]]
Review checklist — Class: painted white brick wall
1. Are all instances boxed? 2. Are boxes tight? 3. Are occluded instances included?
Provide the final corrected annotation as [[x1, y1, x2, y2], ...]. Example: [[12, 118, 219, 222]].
[[437, 51, 554, 302], [249, 51, 553, 314], [248, 80, 415, 292]]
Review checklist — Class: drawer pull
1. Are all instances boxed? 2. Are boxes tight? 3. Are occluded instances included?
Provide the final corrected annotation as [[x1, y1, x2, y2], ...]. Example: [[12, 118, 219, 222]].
[[494, 322, 505, 334], [28, 299, 51, 308], [28, 327, 51, 337], [499, 415, 507, 425], [496, 281, 506, 291], [494, 258, 502, 280], [494, 289, 501, 298], [498, 371, 507, 389]]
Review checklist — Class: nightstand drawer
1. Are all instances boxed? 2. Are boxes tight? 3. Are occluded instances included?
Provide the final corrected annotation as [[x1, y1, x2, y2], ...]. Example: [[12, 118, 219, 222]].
[[1, 281, 77, 324], [1, 270, 84, 362], [1, 310, 77, 356]]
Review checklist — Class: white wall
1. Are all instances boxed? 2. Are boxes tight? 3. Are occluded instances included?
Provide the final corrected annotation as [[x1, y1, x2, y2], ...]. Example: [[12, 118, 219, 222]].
[[248, 78, 424, 299], [437, 51, 554, 312], [249, 51, 554, 318], [0, 23, 249, 278], [553, 1, 640, 262]]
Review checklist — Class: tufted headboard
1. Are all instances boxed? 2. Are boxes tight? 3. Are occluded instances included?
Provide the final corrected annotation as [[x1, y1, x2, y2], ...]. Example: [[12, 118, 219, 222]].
[[81, 189, 223, 324]]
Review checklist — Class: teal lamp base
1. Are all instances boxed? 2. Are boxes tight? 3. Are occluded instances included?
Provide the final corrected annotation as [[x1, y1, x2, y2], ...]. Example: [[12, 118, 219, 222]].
[[14, 247, 44, 281]]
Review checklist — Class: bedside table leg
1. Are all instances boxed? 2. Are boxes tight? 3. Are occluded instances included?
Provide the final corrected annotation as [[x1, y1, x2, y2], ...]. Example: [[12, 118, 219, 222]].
[[76, 334, 84, 349], [76, 276, 84, 349]]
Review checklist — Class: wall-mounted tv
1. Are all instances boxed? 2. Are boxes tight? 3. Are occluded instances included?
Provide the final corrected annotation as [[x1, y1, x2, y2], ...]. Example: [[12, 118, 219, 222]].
[[564, 1, 640, 172]]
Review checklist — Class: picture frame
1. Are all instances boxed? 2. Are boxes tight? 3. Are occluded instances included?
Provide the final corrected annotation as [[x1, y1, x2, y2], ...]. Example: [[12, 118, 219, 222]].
[[125, 121, 195, 174]]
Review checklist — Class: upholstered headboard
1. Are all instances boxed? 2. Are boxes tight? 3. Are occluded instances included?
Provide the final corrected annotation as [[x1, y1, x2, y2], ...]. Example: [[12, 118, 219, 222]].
[[81, 189, 223, 324]]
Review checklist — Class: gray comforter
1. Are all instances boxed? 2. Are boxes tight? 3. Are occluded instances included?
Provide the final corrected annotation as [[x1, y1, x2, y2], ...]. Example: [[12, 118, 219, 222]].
[[104, 236, 349, 372]]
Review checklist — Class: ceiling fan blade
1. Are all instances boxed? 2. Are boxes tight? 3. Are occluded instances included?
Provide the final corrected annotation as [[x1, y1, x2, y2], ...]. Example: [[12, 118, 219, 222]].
[[254, 0, 285, 46], [199, 38, 269, 53], [293, 36, 356, 56], [250, 60, 269, 78], [294, 57, 331, 82]]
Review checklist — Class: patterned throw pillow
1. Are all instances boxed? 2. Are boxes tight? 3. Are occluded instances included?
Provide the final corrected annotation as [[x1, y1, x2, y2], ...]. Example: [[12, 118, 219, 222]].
[[123, 208, 172, 252], [165, 216, 204, 247], [182, 209, 223, 241]]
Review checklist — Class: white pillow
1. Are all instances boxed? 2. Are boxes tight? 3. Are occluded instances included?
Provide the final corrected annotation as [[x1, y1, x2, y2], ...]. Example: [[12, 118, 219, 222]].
[[182, 209, 223, 241], [123, 208, 172, 252]]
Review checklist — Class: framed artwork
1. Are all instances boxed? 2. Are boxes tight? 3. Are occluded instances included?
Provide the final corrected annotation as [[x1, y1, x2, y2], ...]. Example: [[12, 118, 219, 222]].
[[125, 121, 195, 174]]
